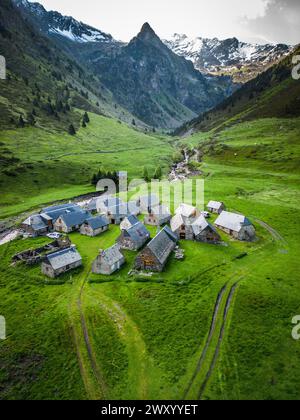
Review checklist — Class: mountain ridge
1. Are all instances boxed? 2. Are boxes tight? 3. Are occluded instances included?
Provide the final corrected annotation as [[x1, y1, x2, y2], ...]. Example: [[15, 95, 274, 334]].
[[11, 0, 238, 129], [174, 45, 300, 136], [164, 33, 293, 83]]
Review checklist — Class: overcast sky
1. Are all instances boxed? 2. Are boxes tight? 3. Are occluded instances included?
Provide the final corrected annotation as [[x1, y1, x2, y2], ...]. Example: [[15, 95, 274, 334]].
[[35, 0, 300, 44]]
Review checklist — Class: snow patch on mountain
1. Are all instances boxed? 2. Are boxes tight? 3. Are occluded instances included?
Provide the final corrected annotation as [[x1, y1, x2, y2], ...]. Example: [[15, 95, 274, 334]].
[[13, 0, 113, 44], [164, 34, 293, 78]]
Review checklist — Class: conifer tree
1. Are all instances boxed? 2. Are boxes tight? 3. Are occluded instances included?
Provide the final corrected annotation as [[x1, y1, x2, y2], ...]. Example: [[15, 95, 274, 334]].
[[68, 124, 76, 135]]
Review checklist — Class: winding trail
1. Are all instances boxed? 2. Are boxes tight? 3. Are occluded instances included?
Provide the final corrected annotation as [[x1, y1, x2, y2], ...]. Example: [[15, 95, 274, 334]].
[[198, 282, 239, 400], [252, 217, 287, 245], [183, 284, 227, 399]]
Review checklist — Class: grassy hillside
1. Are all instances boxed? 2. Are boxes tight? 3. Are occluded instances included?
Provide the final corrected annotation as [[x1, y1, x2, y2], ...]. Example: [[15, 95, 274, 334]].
[[0, 112, 174, 218], [1, 117, 300, 400], [176, 46, 300, 135]]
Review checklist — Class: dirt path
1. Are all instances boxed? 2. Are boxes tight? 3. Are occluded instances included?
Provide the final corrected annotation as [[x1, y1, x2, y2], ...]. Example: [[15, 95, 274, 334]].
[[77, 276, 107, 395], [46, 147, 147, 160], [198, 282, 239, 400], [69, 272, 107, 400], [183, 284, 227, 399], [89, 292, 149, 399], [253, 217, 287, 244]]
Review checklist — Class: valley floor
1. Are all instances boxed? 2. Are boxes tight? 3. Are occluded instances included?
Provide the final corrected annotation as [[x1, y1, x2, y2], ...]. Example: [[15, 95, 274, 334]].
[[0, 117, 300, 400]]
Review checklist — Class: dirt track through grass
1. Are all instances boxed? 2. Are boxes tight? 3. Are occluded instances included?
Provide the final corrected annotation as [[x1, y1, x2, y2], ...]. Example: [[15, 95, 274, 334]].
[[183, 284, 228, 399], [198, 282, 239, 399]]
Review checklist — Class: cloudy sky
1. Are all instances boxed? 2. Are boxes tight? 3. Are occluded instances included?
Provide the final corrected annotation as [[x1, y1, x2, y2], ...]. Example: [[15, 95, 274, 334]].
[[35, 0, 300, 44]]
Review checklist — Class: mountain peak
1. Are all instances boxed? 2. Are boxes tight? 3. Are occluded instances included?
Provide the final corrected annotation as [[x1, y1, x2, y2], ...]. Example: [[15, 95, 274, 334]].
[[136, 22, 159, 41], [140, 22, 155, 35]]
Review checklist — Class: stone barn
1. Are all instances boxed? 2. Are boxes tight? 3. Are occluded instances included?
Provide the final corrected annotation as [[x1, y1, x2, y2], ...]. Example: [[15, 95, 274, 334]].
[[21, 214, 48, 237], [144, 205, 171, 226], [207, 201, 226, 214], [53, 209, 91, 233], [80, 216, 109, 237], [170, 213, 194, 240], [215, 211, 256, 241], [41, 246, 82, 278], [138, 194, 160, 213], [40, 203, 82, 229], [117, 222, 150, 251], [134, 226, 178, 272], [192, 216, 221, 243], [120, 215, 139, 231], [175, 203, 200, 219], [92, 245, 125, 275]]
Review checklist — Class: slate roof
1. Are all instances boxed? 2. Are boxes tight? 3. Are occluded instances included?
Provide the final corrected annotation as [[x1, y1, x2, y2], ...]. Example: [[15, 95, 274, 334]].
[[107, 203, 129, 217], [125, 222, 150, 242], [46, 247, 82, 270], [192, 215, 218, 236], [207, 201, 224, 210], [175, 203, 198, 218], [170, 213, 186, 232], [58, 209, 91, 228], [84, 216, 109, 230], [139, 194, 160, 209], [149, 204, 171, 218], [102, 197, 122, 207], [41, 203, 81, 222], [215, 211, 252, 233], [147, 226, 177, 265], [22, 214, 47, 231], [122, 215, 139, 228], [163, 225, 179, 242], [85, 198, 98, 212], [127, 201, 140, 215], [99, 245, 124, 266]]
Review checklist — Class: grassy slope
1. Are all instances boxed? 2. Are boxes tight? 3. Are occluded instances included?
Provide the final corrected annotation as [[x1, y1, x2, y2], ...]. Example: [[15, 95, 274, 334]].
[[0, 112, 174, 218], [1, 116, 300, 400]]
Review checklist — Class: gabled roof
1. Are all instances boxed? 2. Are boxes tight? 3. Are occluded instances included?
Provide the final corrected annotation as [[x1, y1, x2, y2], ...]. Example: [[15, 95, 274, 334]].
[[139, 194, 160, 209], [163, 225, 179, 243], [125, 222, 150, 242], [99, 244, 124, 266], [107, 203, 129, 217], [215, 211, 252, 233], [84, 216, 109, 230], [170, 213, 185, 232], [207, 201, 224, 210], [127, 201, 140, 215], [41, 203, 82, 222], [22, 214, 47, 231], [123, 215, 139, 227], [175, 203, 198, 218], [149, 204, 171, 216], [46, 247, 82, 270], [192, 215, 218, 236], [102, 197, 123, 207], [147, 226, 177, 265], [85, 198, 98, 211], [58, 209, 91, 228]]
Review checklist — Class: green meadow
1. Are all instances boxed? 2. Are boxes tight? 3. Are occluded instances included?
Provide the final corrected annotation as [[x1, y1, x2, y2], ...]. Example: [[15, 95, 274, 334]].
[[0, 112, 174, 218], [0, 116, 300, 400]]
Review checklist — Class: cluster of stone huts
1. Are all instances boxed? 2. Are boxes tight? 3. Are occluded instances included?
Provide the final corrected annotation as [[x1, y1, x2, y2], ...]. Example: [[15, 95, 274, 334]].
[[21, 195, 256, 278]]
